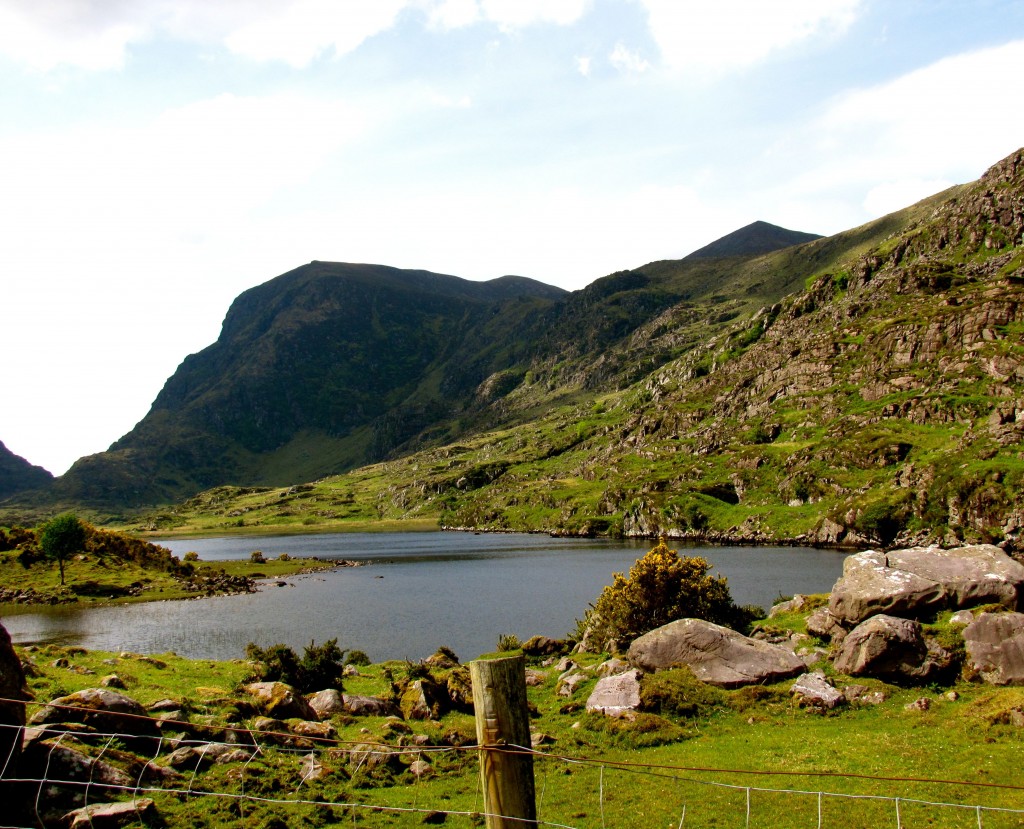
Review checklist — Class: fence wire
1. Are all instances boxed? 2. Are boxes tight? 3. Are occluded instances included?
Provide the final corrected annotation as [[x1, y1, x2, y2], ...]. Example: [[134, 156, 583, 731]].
[[3, 699, 1024, 828]]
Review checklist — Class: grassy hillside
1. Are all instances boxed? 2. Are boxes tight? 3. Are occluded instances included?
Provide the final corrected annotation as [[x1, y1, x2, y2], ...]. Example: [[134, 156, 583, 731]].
[[129, 150, 1024, 549], [14, 604, 1024, 828]]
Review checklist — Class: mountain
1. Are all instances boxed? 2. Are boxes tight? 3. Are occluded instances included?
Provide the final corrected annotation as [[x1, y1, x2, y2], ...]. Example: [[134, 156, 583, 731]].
[[0, 441, 52, 500], [683, 221, 822, 260], [34, 218, 834, 511], [15, 149, 1024, 548], [128, 148, 1024, 550]]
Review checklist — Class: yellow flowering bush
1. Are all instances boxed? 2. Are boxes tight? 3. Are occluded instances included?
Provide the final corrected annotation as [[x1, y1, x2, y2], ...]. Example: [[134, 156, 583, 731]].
[[586, 538, 743, 647]]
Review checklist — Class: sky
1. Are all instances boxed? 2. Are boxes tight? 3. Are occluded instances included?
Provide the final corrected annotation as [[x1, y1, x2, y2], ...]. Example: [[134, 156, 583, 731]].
[[1, 0, 1023, 477]]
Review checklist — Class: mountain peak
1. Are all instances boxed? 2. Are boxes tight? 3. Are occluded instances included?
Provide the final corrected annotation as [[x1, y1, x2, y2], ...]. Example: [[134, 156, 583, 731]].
[[684, 221, 822, 261]]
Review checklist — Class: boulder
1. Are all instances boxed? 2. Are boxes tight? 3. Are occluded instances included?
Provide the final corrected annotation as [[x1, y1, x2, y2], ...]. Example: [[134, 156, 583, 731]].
[[790, 672, 845, 711], [29, 688, 156, 736], [843, 685, 887, 706], [20, 740, 134, 819], [626, 619, 805, 689], [522, 636, 569, 656], [64, 798, 156, 829], [290, 720, 336, 740], [556, 671, 589, 697], [769, 595, 809, 617], [585, 670, 642, 716], [805, 607, 847, 643], [963, 611, 1024, 685], [0, 621, 27, 780], [343, 694, 399, 717], [828, 545, 1024, 625], [595, 658, 631, 677], [832, 614, 945, 681], [400, 679, 445, 720], [307, 689, 346, 719], [243, 681, 319, 721]]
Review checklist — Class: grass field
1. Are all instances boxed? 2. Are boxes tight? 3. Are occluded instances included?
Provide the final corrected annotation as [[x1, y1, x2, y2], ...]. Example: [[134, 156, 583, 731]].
[[13, 617, 1024, 829]]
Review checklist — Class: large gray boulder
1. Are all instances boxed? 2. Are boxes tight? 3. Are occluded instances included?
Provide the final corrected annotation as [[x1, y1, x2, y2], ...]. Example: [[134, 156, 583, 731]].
[[963, 611, 1024, 685], [828, 545, 1024, 625], [585, 670, 642, 716], [832, 614, 948, 681], [626, 619, 805, 689]]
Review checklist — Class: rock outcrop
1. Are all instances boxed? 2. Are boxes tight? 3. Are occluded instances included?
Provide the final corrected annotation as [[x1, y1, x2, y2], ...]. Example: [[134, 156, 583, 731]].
[[963, 611, 1024, 685], [832, 614, 951, 682], [626, 619, 805, 688], [828, 545, 1024, 625]]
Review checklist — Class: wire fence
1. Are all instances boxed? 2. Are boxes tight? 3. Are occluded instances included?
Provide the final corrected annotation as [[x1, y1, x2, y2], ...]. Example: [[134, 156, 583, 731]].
[[3, 698, 1024, 828]]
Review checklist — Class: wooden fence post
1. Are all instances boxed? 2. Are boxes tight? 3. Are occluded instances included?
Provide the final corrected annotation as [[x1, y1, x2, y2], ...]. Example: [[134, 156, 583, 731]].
[[470, 654, 537, 827]]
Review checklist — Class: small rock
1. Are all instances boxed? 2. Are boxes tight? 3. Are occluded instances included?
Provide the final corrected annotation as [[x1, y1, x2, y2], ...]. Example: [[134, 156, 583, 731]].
[[945, 690, 960, 702], [64, 799, 156, 829], [409, 759, 434, 778], [100, 674, 126, 689], [556, 671, 588, 697], [790, 672, 845, 711], [300, 752, 326, 782], [905, 697, 932, 712]]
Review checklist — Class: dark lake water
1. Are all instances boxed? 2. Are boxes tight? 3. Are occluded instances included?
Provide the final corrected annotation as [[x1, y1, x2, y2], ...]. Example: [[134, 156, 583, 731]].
[[1, 532, 847, 663]]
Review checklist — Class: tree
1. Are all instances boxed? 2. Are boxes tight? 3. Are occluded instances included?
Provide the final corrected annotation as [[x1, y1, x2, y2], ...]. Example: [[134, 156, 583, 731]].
[[585, 538, 744, 648], [39, 513, 87, 586]]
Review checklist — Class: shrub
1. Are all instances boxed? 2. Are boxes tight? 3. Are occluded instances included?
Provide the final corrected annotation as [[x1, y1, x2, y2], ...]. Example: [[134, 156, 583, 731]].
[[345, 650, 371, 666], [497, 633, 521, 652], [245, 638, 346, 692], [586, 538, 742, 646], [183, 551, 200, 562], [250, 550, 266, 564], [277, 553, 291, 562]]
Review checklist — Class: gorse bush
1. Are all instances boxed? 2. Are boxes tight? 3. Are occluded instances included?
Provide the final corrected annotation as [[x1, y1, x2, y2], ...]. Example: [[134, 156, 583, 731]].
[[245, 638, 347, 692], [586, 538, 754, 647]]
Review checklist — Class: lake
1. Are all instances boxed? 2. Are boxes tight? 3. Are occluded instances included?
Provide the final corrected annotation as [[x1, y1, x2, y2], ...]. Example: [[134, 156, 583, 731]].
[[0, 532, 847, 663]]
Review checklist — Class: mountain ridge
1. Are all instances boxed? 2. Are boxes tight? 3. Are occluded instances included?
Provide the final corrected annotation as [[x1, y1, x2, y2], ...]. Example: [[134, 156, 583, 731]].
[[6, 150, 1021, 551]]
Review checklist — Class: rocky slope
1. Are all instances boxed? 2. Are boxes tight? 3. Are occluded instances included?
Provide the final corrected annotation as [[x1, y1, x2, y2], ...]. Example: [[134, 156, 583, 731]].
[[0, 441, 52, 501], [28, 222, 830, 511], [140, 149, 1024, 548]]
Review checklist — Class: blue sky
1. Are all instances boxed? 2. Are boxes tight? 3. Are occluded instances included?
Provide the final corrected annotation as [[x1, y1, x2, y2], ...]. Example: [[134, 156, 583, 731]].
[[2, 0, 1023, 476]]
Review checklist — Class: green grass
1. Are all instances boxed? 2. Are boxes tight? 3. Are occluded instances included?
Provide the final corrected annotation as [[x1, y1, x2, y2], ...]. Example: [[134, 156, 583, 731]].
[[16, 631, 1024, 829]]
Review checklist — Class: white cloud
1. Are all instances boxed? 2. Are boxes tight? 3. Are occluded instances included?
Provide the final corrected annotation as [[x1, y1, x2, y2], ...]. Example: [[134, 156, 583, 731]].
[[862, 179, 954, 217], [755, 39, 1024, 236], [480, 0, 589, 28], [609, 43, 651, 74], [635, 0, 862, 72], [426, 0, 590, 30], [819, 39, 1024, 177], [0, 0, 413, 71], [426, 0, 481, 29], [0, 1, 149, 71], [575, 55, 592, 76], [224, 0, 408, 66]]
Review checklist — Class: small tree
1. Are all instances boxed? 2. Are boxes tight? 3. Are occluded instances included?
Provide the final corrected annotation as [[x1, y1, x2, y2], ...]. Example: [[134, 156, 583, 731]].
[[39, 513, 87, 586], [586, 538, 740, 648]]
